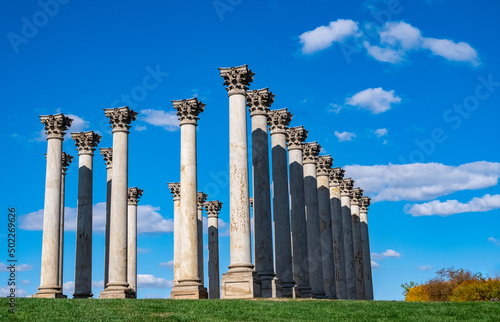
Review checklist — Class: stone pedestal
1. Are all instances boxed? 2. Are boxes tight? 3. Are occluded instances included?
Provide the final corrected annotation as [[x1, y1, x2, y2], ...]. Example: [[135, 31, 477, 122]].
[[100, 148, 113, 288], [58, 152, 73, 296], [127, 187, 143, 298], [341, 178, 357, 300], [206, 201, 222, 299], [360, 197, 374, 300], [351, 188, 366, 300], [167, 183, 181, 286], [197, 192, 207, 286]]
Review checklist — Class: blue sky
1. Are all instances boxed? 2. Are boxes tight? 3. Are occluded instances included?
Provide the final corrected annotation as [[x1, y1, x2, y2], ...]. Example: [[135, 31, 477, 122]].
[[1, 0, 500, 300]]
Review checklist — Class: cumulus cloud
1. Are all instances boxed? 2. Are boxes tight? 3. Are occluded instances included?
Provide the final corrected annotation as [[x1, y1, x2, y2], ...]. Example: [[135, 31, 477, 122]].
[[405, 194, 500, 217], [375, 128, 388, 137], [422, 38, 479, 66], [334, 131, 356, 142], [63, 281, 75, 294], [345, 87, 401, 114], [0, 286, 27, 298], [371, 261, 380, 270], [137, 274, 173, 289], [419, 265, 433, 271], [344, 161, 500, 202], [363, 41, 404, 63], [140, 109, 179, 131], [0, 263, 33, 272], [159, 260, 174, 269], [299, 19, 359, 54], [371, 249, 401, 260]]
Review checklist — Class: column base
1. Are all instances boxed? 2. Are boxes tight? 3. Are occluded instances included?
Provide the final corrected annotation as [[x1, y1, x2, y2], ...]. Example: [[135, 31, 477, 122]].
[[34, 285, 66, 298], [259, 275, 282, 298], [311, 291, 326, 299], [171, 283, 208, 299], [280, 281, 296, 298], [73, 292, 94, 299], [221, 269, 261, 299], [298, 286, 312, 298], [99, 287, 135, 299]]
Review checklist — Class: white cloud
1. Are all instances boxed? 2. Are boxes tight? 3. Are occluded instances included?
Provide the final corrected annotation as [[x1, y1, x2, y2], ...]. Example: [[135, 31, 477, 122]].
[[371, 249, 401, 260], [371, 261, 380, 270], [63, 281, 74, 295], [137, 274, 173, 289], [379, 21, 422, 50], [137, 205, 174, 233], [344, 161, 500, 202], [418, 265, 433, 271], [299, 19, 359, 54], [334, 131, 356, 142], [363, 41, 404, 63], [140, 109, 179, 131], [375, 128, 388, 137], [422, 38, 480, 66], [159, 260, 174, 269], [0, 286, 27, 298], [489, 237, 500, 247], [135, 125, 147, 131], [405, 194, 500, 217], [0, 263, 33, 272], [345, 87, 401, 114]]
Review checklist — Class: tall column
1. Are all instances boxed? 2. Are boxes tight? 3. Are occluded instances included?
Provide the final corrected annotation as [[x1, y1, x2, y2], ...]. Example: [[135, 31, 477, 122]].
[[360, 196, 374, 300], [35, 114, 72, 298], [302, 142, 324, 299], [351, 188, 366, 300], [316, 155, 337, 299], [341, 178, 357, 299], [100, 148, 113, 288], [170, 98, 207, 299], [59, 152, 73, 295], [286, 126, 311, 298], [205, 200, 223, 299], [72, 131, 101, 299], [100, 106, 137, 299], [197, 192, 207, 286], [329, 167, 347, 299], [247, 88, 281, 298], [127, 187, 143, 298], [219, 65, 260, 299], [167, 183, 181, 286]]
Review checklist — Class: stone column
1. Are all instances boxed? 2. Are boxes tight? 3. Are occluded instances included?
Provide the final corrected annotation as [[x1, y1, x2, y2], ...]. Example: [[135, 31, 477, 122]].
[[286, 126, 311, 298], [360, 196, 374, 300], [100, 148, 113, 288], [328, 167, 347, 299], [127, 187, 143, 298], [35, 114, 72, 298], [316, 155, 337, 299], [59, 152, 73, 295], [302, 142, 324, 299], [197, 192, 208, 286], [100, 106, 137, 299], [341, 178, 357, 299], [219, 65, 260, 299], [170, 98, 207, 299], [167, 182, 181, 286], [247, 88, 281, 298], [205, 200, 223, 299], [71, 131, 101, 299], [268, 108, 294, 297], [351, 188, 366, 300]]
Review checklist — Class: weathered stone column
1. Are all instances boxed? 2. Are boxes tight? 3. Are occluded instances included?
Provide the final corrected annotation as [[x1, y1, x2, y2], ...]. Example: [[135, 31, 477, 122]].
[[219, 65, 260, 299], [286, 126, 311, 298], [167, 182, 181, 286], [197, 192, 207, 286], [341, 178, 357, 299], [100, 106, 137, 299], [302, 142, 324, 299], [59, 152, 73, 295], [268, 108, 294, 297], [170, 98, 207, 299], [127, 187, 143, 298], [100, 148, 113, 288], [316, 155, 337, 299], [351, 188, 366, 300], [247, 88, 280, 298], [205, 200, 223, 299], [35, 114, 72, 299], [328, 167, 347, 299], [360, 196, 374, 300]]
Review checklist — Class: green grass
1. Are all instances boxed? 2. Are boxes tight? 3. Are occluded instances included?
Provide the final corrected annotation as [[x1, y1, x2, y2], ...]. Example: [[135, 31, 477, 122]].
[[1, 298, 499, 321]]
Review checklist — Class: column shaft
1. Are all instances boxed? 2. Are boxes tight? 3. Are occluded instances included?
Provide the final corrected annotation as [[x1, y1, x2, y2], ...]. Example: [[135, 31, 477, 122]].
[[351, 198, 366, 300], [360, 205, 374, 300], [208, 214, 219, 299], [329, 182, 347, 299], [341, 193, 357, 299], [104, 167, 112, 288], [173, 195, 181, 285], [127, 203, 137, 296], [197, 205, 204, 285], [58, 172, 66, 292]]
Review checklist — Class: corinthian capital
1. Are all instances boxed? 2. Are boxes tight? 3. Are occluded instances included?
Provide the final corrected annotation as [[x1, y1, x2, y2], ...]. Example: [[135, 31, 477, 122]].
[[218, 65, 254, 95], [172, 98, 205, 126], [197, 192, 208, 210], [100, 148, 113, 168], [204, 200, 223, 217], [167, 182, 180, 200], [104, 106, 137, 132], [351, 187, 364, 205], [40, 114, 73, 139], [128, 187, 144, 205], [329, 167, 345, 186], [286, 126, 308, 150], [316, 155, 333, 176], [247, 88, 274, 117], [302, 142, 321, 164], [71, 131, 102, 155], [267, 108, 292, 134], [340, 178, 354, 196], [61, 152, 74, 174], [360, 196, 371, 212]]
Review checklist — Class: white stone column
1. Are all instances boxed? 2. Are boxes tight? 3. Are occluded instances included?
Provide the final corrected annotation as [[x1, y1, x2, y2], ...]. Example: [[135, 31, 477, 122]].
[[360, 197, 374, 300], [167, 183, 181, 286], [170, 98, 207, 299], [127, 187, 143, 298], [316, 155, 337, 299], [351, 188, 366, 300], [268, 108, 294, 297], [329, 167, 347, 299], [341, 178, 357, 299], [247, 88, 281, 298], [286, 126, 311, 298], [302, 142, 324, 299], [100, 148, 113, 288], [205, 200, 222, 299], [35, 114, 72, 298], [59, 152, 73, 295], [100, 106, 137, 299], [197, 192, 207, 286], [219, 65, 260, 299]]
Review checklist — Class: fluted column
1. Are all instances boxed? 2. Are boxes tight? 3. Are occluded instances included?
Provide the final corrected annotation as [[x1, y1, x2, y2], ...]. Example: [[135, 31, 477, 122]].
[[360, 197, 374, 300], [329, 167, 347, 299], [100, 106, 137, 299], [351, 188, 366, 300], [205, 201, 223, 299], [268, 108, 294, 297], [341, 178, 357, 299], [167, 183, 181, 286], [286, 126, 311, 298], [59, 152, 73, 295], [170, 98, 207, 299], [197, 192, 207, 286], [219, 65, 260, 299], [100, 148, 113, 288], [35, 114, 72, 298], [127, 187, 143, 298], [247, 88, 280, 298]]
